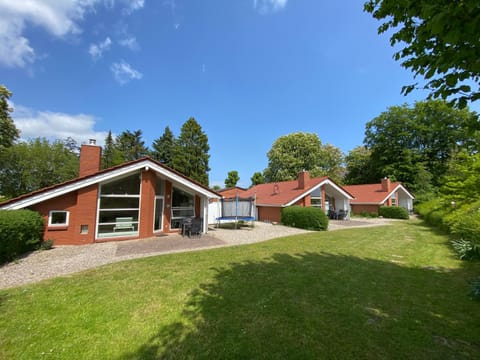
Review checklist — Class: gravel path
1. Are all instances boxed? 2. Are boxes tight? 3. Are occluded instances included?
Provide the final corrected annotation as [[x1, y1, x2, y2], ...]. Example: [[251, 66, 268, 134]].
[[0, 218, 393, 290]]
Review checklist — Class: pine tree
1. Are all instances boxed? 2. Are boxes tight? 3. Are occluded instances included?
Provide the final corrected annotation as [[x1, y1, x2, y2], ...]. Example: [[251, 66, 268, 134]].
[[115, 129, 148, 162], [151, 126, 175, 166], [172, 118, 210, 186]]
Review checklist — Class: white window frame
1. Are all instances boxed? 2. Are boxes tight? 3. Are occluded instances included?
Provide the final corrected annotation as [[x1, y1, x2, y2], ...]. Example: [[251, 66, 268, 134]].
[[48, 210, 69, 226]]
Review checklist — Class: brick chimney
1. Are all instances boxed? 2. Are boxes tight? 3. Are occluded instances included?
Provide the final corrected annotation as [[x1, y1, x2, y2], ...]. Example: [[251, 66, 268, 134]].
[[381, 177, 391, 192], [79, 139, 102, 177], [297, 170, 310, 189]]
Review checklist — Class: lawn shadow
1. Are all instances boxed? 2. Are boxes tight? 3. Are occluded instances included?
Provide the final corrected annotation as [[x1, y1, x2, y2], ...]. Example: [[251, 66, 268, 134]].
[[119, 252, 480, 359]]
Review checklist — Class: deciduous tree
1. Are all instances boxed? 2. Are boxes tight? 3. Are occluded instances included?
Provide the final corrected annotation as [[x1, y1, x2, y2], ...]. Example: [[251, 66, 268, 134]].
[[0, 85, 20, 150], [364, 0, 480, 107], [251, 172, 265, 186], [263, 132, 344, 182], [224, 171, 240, 188], [364, 100, 479, 192], [0, 138, 79, 198]]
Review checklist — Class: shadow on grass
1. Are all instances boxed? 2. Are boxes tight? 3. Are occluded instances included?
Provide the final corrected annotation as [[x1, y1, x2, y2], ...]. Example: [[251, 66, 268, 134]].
[[119, 252, 480, 360]]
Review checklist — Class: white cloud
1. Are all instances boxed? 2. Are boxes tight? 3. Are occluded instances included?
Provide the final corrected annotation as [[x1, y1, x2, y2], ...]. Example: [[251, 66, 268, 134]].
[[12, 104, 109, 146], [110, 60, 143, 85], [0, 0, 102, 68], [89, 37, 112, 60], [118, 36, 139, 50], [253, 0, 287, 14], [123, 0, 145, 15]]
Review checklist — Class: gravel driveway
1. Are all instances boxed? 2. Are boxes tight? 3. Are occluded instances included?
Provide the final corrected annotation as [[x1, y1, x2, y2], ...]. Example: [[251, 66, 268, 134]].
[[0, 218, 393, 289]]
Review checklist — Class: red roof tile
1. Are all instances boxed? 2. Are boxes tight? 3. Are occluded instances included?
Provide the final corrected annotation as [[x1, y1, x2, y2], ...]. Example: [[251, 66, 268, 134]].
[[343, 182, 402, 204], [219, 177, 330, 207]]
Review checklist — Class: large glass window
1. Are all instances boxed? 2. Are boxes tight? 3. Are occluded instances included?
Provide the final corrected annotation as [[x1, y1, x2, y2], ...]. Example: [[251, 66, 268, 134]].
[[171, 187, 194, 229], [97, 173, 140, 238], [311, 188, 322, 208]]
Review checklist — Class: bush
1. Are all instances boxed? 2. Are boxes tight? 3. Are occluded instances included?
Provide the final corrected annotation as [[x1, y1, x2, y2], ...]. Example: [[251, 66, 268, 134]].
[[0, 210, 44, 263], [358, 211, 379, 218], [449, 210, 480, 260], [379, 206, 409, 219], [281, 206, 328, 231], [415, 198, 450, 230]]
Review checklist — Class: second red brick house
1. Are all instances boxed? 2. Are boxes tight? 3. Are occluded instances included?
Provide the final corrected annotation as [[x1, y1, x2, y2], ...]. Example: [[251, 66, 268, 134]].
[[218, 171, 355, 223]]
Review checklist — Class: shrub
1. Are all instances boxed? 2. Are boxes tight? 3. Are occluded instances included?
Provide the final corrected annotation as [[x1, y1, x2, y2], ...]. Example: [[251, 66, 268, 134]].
[[449, 210, 480, 260], [39, 239, 54, 251], [359, 211, 378, 218], [379, 206, 409, 219], [0, 210, 44, 263], [281, 206, 328, 231]]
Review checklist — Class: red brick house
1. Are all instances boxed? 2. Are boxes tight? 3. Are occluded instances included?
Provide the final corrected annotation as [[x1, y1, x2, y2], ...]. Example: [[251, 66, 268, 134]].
[[343, 178, 414, 215], [0, 141, 220, 245], [219, 171, 354, 223]]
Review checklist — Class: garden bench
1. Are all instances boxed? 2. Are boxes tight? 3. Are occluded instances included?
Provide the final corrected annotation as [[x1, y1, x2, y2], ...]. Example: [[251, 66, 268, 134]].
[[113, 217, 135, 232]]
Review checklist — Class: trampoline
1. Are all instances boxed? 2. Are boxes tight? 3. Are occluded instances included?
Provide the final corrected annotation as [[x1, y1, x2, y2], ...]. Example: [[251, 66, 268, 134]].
[[216, 193, 256, 228]]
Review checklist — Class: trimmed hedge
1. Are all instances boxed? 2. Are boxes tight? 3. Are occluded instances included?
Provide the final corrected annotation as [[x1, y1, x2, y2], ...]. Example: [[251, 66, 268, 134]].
[[0, 210, 44, 263], [379, 206, 409, 219], [281, 206, 328, 231]]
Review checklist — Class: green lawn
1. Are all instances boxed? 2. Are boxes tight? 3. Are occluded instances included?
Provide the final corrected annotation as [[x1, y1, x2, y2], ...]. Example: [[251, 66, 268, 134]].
[[1, 219, 479, 359]]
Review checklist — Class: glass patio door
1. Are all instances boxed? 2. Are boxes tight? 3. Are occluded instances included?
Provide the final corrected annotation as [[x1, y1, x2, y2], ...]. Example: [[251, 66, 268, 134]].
[[154, 197, 164, 232]]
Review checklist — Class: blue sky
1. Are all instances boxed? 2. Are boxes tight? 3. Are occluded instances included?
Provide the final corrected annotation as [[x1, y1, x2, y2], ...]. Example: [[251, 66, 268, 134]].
[[0, 0, 458, 187]]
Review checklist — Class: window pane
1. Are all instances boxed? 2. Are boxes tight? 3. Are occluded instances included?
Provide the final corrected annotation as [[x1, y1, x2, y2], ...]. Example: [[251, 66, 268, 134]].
[[51, 211, 67, 224], [101, 173, 140, 195], [172, 188, 194, 207], [172, 208, 194, 218], [98, 210, 139, 224], [100, 197, 139, 209]]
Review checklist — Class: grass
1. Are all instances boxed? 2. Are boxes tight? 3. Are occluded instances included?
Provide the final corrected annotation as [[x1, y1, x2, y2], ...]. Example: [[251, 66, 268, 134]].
[[1, 219, 479, 359]]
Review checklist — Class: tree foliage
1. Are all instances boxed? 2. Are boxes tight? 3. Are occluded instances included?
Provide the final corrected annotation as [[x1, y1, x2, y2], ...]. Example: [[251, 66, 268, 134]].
[[171, 118, 210, 186], [151, 126, 175, 167], [0, 138, 79, 198], [363, 100, 479, 193], [224, 171, 240, 188], [115, 130, 149, 162], [101, 130, 123, 169], [364, 0, 480, 108], [344, 146, 375, 185], [251, 172, 265, 186], [0, 85, 20, 150], [263, 132, 344, 182]]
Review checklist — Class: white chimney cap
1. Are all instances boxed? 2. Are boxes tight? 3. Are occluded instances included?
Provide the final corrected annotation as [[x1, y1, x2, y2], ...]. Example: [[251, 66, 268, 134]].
[[89, 139, 96, 145]]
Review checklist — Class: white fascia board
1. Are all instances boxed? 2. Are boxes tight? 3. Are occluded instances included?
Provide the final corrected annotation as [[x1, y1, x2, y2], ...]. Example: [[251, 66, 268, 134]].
[[379, 184, 415, 204], [285, 179, 353, 207], [1, 159, 219, 210], [146, 161, 220, 199], [256, 204, 283, 208]]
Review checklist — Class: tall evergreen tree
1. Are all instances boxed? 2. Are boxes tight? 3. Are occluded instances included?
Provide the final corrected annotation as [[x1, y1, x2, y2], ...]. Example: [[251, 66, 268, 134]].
[[172, 118, 210, 186], [102, 130, 123, 169], [0, 85, 20, 150], [151, 126, 175, 166], [115, 129, 148, 162]]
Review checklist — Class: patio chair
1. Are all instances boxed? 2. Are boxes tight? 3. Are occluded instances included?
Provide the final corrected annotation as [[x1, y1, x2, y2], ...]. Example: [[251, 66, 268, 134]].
[[188, 218, 203, 238], [337, 209, 347, 220], [181, 217, 193, 237]]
